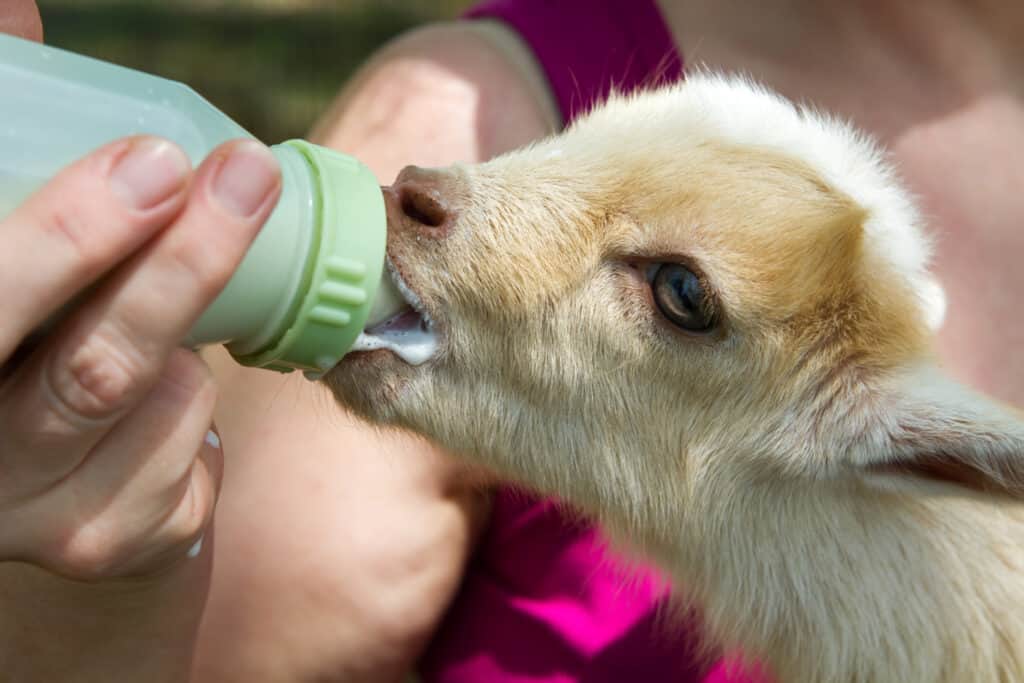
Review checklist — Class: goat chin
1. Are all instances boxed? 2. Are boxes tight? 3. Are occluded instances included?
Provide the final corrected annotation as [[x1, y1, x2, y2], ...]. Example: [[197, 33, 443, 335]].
[[326, 73, 1024, 683]]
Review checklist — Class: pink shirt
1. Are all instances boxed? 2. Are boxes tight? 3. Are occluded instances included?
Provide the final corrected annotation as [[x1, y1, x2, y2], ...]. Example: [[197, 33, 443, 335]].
[[420, 3, 769, 681], [420, 491, 765, 681]]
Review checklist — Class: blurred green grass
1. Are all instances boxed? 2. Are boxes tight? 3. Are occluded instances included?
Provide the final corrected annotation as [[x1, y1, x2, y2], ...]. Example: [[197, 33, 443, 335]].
[[36, 0, 474, 143]]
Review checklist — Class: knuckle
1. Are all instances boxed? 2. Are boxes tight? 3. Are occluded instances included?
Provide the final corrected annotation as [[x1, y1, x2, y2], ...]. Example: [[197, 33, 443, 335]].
[[156, 349, 217, 410], [148, 427, 219, 545], [44, 205, 89, 254], [40, 491, 208, 581], [44, 206, 105, 274], [48, 329, 153, 421], [165, 237, 235, 301], [182, 456, 219, 536], [168, 500, 211, 550], [152, 475, 213, 560], [45, 522, 125, 581]]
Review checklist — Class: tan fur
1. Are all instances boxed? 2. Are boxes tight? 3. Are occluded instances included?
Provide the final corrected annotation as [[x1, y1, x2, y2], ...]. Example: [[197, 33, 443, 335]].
[[326, 75, 1024, 682]]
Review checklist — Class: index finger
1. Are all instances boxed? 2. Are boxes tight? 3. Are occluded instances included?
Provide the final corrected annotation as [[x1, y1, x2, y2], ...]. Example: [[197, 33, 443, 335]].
[[1, 140, 279, 449], [0, 137, 191, 363]]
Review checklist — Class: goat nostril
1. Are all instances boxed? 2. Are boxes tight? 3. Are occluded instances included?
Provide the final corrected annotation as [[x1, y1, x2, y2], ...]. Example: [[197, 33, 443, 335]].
[[400, 185, 448, 228]]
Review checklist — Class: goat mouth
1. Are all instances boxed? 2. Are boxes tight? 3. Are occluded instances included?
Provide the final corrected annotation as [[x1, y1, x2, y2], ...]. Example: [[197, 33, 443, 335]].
[[349, 260, 439, 366]]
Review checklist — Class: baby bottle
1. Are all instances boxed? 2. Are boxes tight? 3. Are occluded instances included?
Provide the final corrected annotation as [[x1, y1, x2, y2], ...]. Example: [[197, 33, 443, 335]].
[[0, 32, 404, 378]]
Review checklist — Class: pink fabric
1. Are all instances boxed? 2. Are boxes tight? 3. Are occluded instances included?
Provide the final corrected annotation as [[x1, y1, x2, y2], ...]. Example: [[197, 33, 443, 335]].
[[464, 0, 682, 122], [420, 2, 770, 681], [420, 492, 769, 681]]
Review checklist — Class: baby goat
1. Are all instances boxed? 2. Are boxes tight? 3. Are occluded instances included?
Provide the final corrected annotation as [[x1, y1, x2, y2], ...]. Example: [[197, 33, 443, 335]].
[[327, 74, 1024, 683]]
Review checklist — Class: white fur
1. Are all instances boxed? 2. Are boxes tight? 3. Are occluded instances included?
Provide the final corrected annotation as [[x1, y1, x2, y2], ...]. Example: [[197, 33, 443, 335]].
[[330, 74, 1023, 683], [581, 73, 946, 329]]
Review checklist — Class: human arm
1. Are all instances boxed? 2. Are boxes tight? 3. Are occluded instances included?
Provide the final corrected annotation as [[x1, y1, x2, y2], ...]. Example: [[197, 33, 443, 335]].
[[0, 132, 282, 681], [193, 20, 557, 683]]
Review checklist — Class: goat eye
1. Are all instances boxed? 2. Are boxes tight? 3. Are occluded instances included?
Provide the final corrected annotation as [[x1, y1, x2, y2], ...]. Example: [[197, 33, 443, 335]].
[[652, 264, 715, 331]]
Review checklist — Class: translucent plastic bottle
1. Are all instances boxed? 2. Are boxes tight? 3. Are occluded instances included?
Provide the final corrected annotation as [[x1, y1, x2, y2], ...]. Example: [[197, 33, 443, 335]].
[[0, 33, 405, 377]]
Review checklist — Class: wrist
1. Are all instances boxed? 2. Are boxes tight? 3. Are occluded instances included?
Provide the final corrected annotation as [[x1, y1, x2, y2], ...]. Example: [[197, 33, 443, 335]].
[[0, 545, 211, 682]]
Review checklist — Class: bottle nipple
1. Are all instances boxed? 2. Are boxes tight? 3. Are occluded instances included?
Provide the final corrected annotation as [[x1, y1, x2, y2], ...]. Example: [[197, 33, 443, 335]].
[[364, 268, 405, 328]]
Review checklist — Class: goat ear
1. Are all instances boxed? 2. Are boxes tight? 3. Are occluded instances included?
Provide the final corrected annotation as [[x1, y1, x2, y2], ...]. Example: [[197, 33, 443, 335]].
[[862, 366, 1024, 498]]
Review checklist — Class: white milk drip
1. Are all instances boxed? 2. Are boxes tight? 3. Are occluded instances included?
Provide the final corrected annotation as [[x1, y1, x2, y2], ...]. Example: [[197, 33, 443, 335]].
[[353, 311, 438, 365], [351, 264, 438, 366]]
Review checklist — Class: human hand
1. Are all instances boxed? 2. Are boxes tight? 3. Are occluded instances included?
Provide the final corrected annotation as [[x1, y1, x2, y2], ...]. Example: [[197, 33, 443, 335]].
[[0, 135, 281, 579]]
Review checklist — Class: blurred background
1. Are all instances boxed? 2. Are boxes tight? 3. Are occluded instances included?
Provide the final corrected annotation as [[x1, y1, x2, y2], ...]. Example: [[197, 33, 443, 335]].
[[37, 0, 475, 143]]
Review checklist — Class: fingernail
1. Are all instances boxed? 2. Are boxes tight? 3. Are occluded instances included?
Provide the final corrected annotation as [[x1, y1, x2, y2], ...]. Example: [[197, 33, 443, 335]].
[[187, 534, 204, 558], [204, 429, 221, 450], [109, 138, 190, 210], [211, 141, 280, 218]]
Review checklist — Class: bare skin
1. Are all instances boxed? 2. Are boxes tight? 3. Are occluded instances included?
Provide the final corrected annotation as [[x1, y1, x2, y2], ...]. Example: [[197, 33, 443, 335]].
[[0, 8, 557, 681], [115, 3, 1024, 680], [0, 2, 280, 681], [658, 0, 1024, 405], [0, 0, 40, 42], [199, 2, 1024, 679], [3, 1, 1022, 681], [193, 21, 556, 683]]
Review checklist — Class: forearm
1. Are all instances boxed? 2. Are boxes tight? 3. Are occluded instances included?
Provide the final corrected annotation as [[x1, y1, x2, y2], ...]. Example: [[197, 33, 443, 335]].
[[309, 21, 559, 178], [192, 21, 556, 682], [0, 555, 209, 682]]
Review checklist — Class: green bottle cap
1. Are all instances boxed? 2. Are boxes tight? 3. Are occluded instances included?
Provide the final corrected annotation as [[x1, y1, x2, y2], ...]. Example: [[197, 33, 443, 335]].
[[230, 140, 386, 374]]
